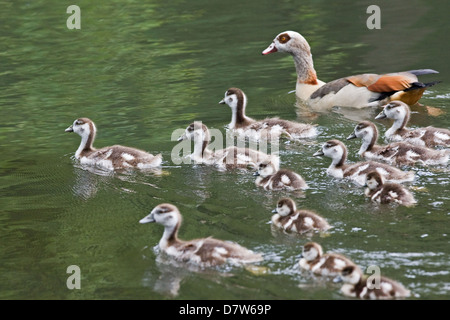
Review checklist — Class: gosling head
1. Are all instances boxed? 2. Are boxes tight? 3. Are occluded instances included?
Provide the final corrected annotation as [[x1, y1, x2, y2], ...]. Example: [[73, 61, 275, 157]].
[[139, 203, 181, 229], [300, 242, 323, 262], [254, 161, 277, 177], [65, 118, 96, 138], [272, 198, 297, 217]]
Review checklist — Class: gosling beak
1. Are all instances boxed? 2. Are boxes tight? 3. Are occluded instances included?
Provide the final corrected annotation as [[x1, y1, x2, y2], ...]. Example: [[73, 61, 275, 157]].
[[262, 42, 278, 55], [139, 213, 155, 224], [313, 149, 324, 157], [177, 134, 186, 142], [375, 110, 387, 120], [65, 125, 74, 133], [346, 132, 357, 140]]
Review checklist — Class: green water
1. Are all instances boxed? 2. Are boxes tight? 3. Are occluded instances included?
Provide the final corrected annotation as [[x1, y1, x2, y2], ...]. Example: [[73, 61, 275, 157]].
[[0, 0, 449, 299]]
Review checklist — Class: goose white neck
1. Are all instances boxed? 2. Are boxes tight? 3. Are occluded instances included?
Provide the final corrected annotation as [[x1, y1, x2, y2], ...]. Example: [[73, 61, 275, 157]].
[[358, 129, 377, 155], [228, 94, 251, 129], [229, 106, 238, 129], [159, 225, 178, 249], [329, 147, 347, 167], [75, 126, 95, 158], [385, 117, 406, 138], [191, 131, 212, 160]]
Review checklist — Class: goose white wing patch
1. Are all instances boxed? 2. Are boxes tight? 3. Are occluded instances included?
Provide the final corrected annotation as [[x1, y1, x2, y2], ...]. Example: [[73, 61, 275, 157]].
[[281, 174, 291, 185], [333, 258, 347, 269], [212, 247, 229, 258], [380, 282, 393, 294], [388, 190, 399, 199], [434, 131, 450, 141], [303, 217, 314, 227], [121, 153, 135, 161], [405, 150, 420, 161], [357, 163, 369, 172]]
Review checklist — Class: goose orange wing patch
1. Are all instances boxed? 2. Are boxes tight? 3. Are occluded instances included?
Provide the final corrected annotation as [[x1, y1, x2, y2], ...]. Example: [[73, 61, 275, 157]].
[[346, 74, 380, 87], [367, 75, 412, 92], [347, 74, 413, 93]]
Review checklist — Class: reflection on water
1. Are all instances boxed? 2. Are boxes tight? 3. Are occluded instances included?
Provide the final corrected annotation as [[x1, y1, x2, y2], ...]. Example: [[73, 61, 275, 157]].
[[141, 245, 253, 297], [70, 159, 164, 200], [71, 166, 103, 200]]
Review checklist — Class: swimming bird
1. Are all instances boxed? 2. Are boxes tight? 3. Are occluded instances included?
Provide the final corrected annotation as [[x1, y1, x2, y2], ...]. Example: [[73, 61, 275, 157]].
[[375, 101, 450, 148], [335, 265, 411, 299], [139, 203, 263, 268], [65, 118, 162, 170], [254, 161, 308, 191], [299, 242, 356, 277], [347, 121, 449, 166], [364, 171, 417, 207], [262, 31, 439, 109], [313, 139, 415, 186], [219, 87, 318, 140], [271, 199, 330, 234], [177, 121, 279, 170]]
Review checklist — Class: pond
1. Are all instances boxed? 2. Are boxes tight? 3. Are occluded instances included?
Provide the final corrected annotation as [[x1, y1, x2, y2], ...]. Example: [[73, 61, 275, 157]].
[[0, 0, 448, 300]]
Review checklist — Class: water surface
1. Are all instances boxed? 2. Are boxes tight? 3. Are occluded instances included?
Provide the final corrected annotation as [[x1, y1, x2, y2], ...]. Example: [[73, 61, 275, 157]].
[[0, 0, 449, 299]]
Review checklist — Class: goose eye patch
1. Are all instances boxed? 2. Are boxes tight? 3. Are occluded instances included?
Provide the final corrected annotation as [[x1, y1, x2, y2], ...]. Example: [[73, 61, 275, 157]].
[[157, 207, 170, 213], [278, 33, 291, 44]]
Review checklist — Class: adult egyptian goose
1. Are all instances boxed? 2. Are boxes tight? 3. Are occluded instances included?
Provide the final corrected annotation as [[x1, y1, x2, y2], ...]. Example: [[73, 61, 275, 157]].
[[219, 87, 318, 140], [375, 101, 450, 148], [313, 139, 415, 186], [139, 203, 263, 268], [65, 118, 162, 170], [262, 31, 439, 109], [347, 121, 449, 166], [364, 171, 417, 207], [335, 265, 411, 299], [299, 242, 356, 277], [177, 121, 279, 170]]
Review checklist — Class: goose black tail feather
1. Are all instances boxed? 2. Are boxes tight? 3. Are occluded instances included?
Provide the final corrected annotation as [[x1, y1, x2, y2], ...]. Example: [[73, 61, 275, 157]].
[[404, 81, 442, 91], [406, 69, 439, 76]]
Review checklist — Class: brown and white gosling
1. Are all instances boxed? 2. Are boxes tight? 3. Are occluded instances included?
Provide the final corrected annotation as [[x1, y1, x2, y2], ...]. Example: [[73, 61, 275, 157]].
[[254, 161, 308, 191], [347, 121, 449, 166], [219, 87, 318, 140], [299, 242, 356, 277], [313, 139, 415, 186], [364, 171, 417, 207], [178, 121, 279, 171], [375, 101, 450, 148], [335, 265, 411, 299], [271, 198, 330, 234], [65, 118, 162, 170], [139, 203, 263, 268]]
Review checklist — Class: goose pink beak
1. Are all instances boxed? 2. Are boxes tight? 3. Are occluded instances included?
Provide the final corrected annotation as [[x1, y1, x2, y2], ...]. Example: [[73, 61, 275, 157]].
[[262, 42, 277, 55]]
